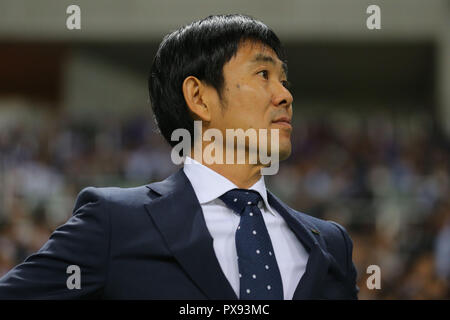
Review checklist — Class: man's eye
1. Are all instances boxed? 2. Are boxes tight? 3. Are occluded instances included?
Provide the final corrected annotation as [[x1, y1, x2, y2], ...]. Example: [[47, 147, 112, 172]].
[[281, 80, 291, 89], [258, 70, 269, 79]]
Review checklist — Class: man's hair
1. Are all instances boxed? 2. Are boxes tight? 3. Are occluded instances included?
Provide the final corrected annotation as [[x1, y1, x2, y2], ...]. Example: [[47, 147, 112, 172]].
[[149, 14, 286, 147]]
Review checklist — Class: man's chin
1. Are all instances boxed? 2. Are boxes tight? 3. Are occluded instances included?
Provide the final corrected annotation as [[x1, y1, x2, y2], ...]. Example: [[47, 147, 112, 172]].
[[268, 141, 291, 162], [278, 146, 292, 161]]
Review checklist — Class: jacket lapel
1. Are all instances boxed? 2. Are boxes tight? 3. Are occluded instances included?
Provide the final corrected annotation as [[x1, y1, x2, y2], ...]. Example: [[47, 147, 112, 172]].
[[267, 191, 331, 299], [144, 169, 237, 300]]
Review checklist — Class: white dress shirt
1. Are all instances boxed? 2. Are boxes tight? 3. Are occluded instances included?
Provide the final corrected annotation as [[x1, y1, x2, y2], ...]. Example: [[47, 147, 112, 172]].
[[183, 156, 309, 300]]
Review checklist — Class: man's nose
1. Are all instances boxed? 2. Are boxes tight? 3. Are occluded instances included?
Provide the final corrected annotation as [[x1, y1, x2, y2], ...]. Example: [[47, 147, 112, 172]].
[[272, 82, 293, 108]]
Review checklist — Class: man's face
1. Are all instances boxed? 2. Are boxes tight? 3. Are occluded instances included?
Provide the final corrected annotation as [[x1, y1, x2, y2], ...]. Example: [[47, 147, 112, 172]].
[[206, 40, 294, 162]]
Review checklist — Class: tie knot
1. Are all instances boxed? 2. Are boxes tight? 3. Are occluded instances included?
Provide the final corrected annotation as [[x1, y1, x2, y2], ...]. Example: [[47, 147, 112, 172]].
[[219, 189, 263, 215]]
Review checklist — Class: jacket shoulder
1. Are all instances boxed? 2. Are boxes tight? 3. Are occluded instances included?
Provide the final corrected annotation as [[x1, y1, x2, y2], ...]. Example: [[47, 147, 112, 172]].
[[73, 185, 152, 214]]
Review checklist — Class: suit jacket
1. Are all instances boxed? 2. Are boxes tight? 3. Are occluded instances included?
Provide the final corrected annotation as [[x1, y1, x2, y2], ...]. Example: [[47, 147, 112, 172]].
[[0, 168, 359, 299]]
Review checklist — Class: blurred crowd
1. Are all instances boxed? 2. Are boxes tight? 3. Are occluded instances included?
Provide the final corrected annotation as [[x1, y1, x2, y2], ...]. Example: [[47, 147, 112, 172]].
[[0, 103, 449, 299], [269, 113, 450, 299]]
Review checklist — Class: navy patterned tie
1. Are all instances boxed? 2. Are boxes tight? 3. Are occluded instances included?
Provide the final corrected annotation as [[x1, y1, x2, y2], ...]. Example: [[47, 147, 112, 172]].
[[219, 189, 284, 300]]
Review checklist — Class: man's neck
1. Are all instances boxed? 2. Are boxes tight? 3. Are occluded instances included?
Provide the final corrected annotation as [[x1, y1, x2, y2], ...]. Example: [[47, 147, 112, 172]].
[[188, 150, 263, 189], [205, 162, 262, 189]]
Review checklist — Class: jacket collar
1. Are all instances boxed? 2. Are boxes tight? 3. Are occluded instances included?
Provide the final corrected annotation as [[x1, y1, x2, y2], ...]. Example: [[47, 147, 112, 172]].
[[183, 156, 277, 216]]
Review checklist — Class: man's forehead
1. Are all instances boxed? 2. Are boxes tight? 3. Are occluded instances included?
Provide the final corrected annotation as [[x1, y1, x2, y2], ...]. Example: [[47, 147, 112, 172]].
[[236, 41, 287, 75], [237, 41, 278, 60]]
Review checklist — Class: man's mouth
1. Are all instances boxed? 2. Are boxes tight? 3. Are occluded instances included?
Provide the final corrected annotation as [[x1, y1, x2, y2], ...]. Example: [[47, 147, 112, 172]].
[[272, 117, 292, 129]]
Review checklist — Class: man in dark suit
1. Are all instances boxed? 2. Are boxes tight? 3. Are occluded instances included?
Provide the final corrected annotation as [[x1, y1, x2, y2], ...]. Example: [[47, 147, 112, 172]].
[[0, 14, 358, 299]]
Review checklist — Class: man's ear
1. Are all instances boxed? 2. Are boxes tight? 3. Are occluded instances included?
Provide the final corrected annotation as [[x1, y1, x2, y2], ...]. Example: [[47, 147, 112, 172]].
[[182, 76, 212, 122]]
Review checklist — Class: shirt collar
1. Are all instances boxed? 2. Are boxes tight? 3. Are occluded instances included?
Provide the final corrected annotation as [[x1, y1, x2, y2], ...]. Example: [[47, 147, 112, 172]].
[[182, 156, 276, 216]]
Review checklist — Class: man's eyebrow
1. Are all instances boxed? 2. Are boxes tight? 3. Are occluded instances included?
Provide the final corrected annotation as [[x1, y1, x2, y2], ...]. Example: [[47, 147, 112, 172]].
[[250, 53, 288, 77]]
